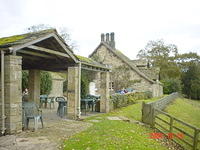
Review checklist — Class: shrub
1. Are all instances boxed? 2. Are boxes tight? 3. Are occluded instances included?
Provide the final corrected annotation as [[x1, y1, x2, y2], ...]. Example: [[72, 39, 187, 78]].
[[40, 71, 52, 95], [111, 91, 153, 109], [161, 79, 182, 94], [81, 71, 90, 98]]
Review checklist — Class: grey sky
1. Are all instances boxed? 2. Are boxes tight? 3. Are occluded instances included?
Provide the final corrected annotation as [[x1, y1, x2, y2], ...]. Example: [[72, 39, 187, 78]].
[[1, 0, 200, 59]]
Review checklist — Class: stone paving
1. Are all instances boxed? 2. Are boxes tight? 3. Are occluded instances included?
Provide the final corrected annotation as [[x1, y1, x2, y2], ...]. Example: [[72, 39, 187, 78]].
[[0, 108, 92, 150]]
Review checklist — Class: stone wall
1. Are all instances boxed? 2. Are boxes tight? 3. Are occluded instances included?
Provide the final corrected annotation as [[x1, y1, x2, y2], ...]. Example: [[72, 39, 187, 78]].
[[142, 92, 180, 126], [49, 73, 64, 97], [152, 83, 163, 97], [138, 67, 160, 81]]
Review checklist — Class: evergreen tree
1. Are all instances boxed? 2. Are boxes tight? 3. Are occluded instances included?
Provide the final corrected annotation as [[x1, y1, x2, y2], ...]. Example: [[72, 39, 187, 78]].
[[182, 62, 200, 100]]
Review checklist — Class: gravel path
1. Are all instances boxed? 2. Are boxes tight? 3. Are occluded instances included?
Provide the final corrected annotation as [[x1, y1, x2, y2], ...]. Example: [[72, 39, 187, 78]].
[[0, 109, 92, 150]]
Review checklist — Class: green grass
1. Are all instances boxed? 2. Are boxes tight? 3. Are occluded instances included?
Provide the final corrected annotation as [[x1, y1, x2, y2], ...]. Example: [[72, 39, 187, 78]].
[[164, 98, 200, 128], [105, 96, 163, 121], [157, 98, 200, 149], [63, 97, 168, 150]]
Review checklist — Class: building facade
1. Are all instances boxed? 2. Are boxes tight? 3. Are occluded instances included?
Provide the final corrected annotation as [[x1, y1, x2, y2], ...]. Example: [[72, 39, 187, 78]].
[[89, 33, 163, 97]]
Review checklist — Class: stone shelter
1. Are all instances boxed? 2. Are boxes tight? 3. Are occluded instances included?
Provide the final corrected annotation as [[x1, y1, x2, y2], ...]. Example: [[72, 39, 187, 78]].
[[89, 33, 163, 97], [0, 29, 110, 135]]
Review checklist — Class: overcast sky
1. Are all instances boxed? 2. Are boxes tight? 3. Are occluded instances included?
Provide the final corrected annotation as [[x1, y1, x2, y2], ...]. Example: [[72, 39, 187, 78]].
[[1, 0, 200, 59]]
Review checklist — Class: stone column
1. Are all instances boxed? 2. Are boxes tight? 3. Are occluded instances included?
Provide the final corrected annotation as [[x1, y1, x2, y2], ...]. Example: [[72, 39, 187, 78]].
[[67, 64, 81, 120], [100, 72, 110, 113], [28, 70, 40, 105], [4, 55, 22, 134]]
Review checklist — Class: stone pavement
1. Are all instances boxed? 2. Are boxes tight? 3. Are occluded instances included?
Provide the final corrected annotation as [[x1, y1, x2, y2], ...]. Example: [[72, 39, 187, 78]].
[[0, 108, 92, 150]]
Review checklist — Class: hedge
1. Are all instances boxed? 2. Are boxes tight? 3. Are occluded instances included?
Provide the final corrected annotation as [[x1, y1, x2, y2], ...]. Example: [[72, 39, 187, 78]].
[[110, 91, 152, 109]]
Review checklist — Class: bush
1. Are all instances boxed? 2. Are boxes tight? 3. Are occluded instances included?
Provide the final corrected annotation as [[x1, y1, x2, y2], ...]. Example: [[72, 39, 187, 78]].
[[111, 91, 153, 109], [161, 79, 181, 94]]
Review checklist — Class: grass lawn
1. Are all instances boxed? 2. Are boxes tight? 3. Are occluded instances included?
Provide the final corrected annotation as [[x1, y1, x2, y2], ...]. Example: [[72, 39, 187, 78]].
[[62, 97, 168, 150], [163, 98, 200, 128], [157, 98, 200, 150]]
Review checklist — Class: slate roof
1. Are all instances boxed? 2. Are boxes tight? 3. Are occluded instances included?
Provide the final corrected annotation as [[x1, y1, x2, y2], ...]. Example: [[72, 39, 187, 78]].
[[76, 55, 109, 69], [89, 42, 155, 83]]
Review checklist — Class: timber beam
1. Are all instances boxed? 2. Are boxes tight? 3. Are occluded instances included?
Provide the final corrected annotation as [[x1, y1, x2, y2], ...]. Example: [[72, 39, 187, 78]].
[[27, 45, 70, 58], [17, 49, 54, 59]]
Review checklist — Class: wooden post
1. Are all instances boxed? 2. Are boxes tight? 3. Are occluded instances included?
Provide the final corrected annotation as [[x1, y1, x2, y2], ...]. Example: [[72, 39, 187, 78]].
[[169, 117, 174, 133], [150, 105, 155, 128], [193, 129, 199, 150], [141, 101, 145, 122], [151, 106, 155, 128]]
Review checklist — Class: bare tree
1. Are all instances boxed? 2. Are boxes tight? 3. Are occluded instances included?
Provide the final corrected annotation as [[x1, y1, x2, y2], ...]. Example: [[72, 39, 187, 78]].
[[26, 24, 77, 50]]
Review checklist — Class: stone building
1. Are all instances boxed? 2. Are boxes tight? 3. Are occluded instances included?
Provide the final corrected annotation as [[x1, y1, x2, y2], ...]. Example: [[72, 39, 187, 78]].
[[49, 72, 65, 98], [89, 33, 163, 97], [0, 29, 110, 134]]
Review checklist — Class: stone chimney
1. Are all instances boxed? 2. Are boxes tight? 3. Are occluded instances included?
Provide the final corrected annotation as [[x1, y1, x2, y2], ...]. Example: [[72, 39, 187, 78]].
[[100, 32, 115, 49], [106, 33, 109, 42], [101, 33, 105, 42], [110, 32, 115, 49]]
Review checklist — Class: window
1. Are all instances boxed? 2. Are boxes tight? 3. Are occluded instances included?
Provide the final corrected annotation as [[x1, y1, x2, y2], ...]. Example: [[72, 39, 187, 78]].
[[109, 82, 114, 90]]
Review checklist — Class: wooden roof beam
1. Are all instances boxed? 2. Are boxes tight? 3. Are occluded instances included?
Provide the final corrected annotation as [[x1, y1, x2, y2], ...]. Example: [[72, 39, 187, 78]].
[[18, 49, 55, 59], [27, 45, 70, 58], [81, 66, 108, 72]]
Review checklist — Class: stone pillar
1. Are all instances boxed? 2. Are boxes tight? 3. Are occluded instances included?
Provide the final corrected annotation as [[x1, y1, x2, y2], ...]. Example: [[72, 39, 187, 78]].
[[28, 70, 40, 105], [67, 64, 81, 119], [4, 55, 22, 134], [100, 72, 110, 113]]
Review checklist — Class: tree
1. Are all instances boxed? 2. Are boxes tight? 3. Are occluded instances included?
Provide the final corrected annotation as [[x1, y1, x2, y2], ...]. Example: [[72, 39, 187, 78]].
[[137, 39, 178, 62], [175, 52, 200, 71], [26, 24, 77, 50], [137, 39, 180, 80], [111, 65, 141, 91], [181, 62, 200, 100], [161, 78, 182, 94]]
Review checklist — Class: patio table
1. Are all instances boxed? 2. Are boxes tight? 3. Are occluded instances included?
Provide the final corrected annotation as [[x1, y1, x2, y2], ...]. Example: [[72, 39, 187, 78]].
[[40, 95, 48, 108], [81, 98, 95, 115], [56, 97, 67, 118]]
